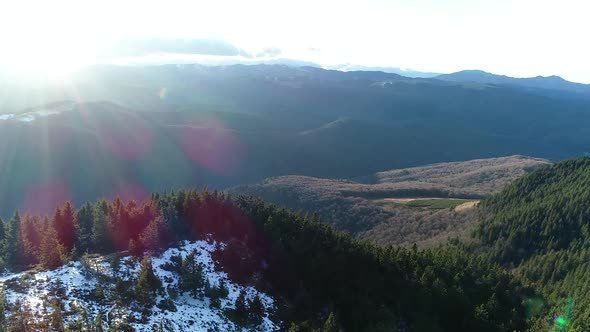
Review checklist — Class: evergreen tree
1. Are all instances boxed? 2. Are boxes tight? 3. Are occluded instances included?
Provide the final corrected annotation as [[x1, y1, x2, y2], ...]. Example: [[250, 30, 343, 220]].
[[248, 294, 265, 325], [4, 211, 21, 268], [8, 300, 27, 332], [39, 222, 64, 269], [91, 201, 111, 253], [233, 289, 249, 325], [140, 217, 165, 253], [94, 311, 104, 332], [54, 201, 77, 252], [0, 218, 5, 252], [128, 238, 143, 258], [136, 256, 162, 304], [322, 313, 339, 332], [20, 214, 42, 266], [76, 203, 94, 254], [179, 251, 204, 297], [0, 287, 6, 332], [50, 299, 65, 331]]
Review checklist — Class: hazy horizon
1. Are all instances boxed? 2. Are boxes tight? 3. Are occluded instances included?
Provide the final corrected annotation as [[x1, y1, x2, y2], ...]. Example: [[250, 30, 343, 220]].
[[0, 0, 588, 83]]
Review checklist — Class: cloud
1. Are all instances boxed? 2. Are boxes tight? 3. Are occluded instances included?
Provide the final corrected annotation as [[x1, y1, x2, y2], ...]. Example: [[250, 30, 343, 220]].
[[103, 38, 250, 57], [255, 47, 282, 58]]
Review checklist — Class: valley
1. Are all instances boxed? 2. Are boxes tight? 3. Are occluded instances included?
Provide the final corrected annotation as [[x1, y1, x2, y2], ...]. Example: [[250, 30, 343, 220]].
[[232, 155, 548, 246]]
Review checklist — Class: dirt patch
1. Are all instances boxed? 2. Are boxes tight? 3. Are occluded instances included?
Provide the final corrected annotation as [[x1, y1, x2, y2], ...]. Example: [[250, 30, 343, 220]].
[[454, 200, 480, 211]]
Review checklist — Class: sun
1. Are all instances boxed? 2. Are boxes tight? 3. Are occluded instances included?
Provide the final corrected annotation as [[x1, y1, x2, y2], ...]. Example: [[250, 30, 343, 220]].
[[0, 2, 100, 80], [0, 37, 97, 80]]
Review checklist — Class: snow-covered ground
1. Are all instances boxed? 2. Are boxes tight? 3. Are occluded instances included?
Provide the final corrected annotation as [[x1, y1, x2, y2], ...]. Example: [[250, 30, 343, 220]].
[[0, 102, 75, 122], [0, 240, 279, 331]]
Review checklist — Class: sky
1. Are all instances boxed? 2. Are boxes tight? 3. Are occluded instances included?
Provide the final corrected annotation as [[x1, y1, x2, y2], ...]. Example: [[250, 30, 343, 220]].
[[0, 0, 589, 82]]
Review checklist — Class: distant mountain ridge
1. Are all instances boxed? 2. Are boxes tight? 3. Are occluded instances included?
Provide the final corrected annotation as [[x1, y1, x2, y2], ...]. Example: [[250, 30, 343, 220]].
[[1, 64, 590, 217], [436, 69, 590, 95]]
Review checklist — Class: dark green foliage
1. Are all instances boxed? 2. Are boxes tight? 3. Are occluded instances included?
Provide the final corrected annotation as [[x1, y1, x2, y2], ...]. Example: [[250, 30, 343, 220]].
[[75, 203, 94, 254], [8, 300, 29, 332], [477, 158, 590, 263], [322, 313, 339, 332], [50, 299, 65, 331], [4, 211, 21, 268], [108, 320, 135, 332], [475, 157, 590, 329], [231, 289, 249, 326], [94, 311, 104, 332], [230, 195, 527, 331], [0, 288, 6, 332], [39, 223, 64, 269], [248, 294, 265, 325], [94, 285, 105, 302], [179, 251, 204, 298], [0, 188, 531, 331], [156, 298, 177, 312], [136, 256, 162, 304], [91, 201, 111, 253]]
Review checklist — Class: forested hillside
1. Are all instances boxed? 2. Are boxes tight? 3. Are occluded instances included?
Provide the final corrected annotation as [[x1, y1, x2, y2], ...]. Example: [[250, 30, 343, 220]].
[[475, 157, 590, 330], [0, 190, 529, 331]]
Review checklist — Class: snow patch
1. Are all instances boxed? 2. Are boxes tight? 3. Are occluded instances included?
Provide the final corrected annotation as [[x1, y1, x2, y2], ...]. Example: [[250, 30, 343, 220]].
[[0, 240, 279, 331]]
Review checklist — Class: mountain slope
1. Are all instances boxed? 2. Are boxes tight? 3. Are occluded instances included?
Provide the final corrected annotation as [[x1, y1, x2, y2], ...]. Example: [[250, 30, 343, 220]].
[[1, 64, 590, 217], [0, 190, 530, 331], [474, 157, 590, 330]]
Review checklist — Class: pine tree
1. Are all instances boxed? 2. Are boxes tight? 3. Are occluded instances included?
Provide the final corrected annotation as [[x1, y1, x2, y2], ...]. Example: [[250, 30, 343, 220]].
[[39, 222, 64, 269], [55, 202, 77, 252], [50, 299, 65, 331], [233, 289, 249, 325], [4, 211, 21, 268], [248, 294, 265, 325], [20, 214, 42, 266], [0, 217, 5, 251], [91, 201, 111, 253], [94, 311, 104, 332], [218, 279, 229, 298], [140, 217, 165, 253], [0, 287, 6, 332], [128, 238, 143, 258], [322, 312, 339, 332], [179, 251, 204, 297], [8, 300, 27, 332], [136, 256, 162, 304], [76, 203, 94, 254]]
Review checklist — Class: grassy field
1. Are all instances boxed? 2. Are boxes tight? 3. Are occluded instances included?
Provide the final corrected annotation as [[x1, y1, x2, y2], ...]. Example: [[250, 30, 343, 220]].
[[406, 198, 474, 210]]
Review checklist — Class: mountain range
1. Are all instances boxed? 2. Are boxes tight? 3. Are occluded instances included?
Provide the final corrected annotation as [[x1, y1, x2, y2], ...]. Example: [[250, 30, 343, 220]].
[[436, 69, 590, 97], [0, 64, 589, 216]]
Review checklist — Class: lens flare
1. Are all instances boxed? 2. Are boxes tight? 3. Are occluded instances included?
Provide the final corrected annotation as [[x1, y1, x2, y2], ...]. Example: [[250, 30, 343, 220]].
[[179, 119, 244, 176], [159, 87, 168, 99], [112, 183, 149, 202], [23, 182, 71, 216], [553, 298, 575, 332]]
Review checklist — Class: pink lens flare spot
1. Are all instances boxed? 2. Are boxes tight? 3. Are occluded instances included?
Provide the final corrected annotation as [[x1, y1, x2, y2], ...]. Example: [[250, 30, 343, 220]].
[[23, 182, 71, 216], [112, 183, 150, 203], [159, 87, 167, 99], [180, 121, 245, 176], [100, 114, 154, 161]]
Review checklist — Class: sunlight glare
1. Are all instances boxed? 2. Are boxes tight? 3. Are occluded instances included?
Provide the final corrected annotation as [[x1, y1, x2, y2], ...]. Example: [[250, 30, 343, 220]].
[[0, 1, 100, 79]]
